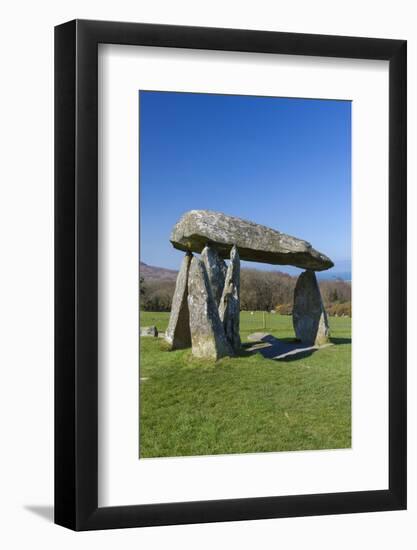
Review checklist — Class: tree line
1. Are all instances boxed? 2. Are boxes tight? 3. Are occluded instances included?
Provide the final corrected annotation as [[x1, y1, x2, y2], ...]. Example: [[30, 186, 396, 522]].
[[140, 269, 351, 316]]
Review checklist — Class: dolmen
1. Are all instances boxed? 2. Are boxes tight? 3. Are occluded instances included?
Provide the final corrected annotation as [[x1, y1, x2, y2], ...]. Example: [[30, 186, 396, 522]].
[[165, 210, 333, 360]]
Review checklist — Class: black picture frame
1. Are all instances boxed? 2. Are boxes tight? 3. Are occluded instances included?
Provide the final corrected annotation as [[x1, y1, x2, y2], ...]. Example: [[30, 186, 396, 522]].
[[55, 19, 407, 531]]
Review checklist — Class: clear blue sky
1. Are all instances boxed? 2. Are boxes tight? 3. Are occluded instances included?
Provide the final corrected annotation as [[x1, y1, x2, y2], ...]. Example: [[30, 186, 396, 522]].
[[139, 91, 351, 278]]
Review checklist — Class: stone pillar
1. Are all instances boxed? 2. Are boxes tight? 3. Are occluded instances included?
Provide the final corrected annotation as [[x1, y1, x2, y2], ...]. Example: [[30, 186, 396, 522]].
[[201, 245, 227, 306], [187, 257, 233, 360], [219, 245, 241, 352], [165, 252, 192, 349], [292, 270, 330, 346]]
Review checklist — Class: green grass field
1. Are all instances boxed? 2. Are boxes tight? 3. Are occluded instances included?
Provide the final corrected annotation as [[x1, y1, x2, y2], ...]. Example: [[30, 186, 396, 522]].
[[139, 311, 351, 458]]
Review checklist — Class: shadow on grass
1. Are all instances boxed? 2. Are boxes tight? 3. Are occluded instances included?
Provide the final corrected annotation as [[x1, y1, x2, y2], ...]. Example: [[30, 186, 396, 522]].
[[243, 334, 322, 362], [330, 337, 352, 345], [276, 348, 318, 362]]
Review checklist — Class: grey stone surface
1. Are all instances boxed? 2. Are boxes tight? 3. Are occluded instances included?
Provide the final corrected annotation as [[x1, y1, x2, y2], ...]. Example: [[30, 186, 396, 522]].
[[140, 326, 158, 337], [292, 270, 330, 346], [171, 210, 333, 271], [201, 245, 227, 306], [187, 257, 234, 360], [219, 245, 241, 352], [165, 252, 192, 349]]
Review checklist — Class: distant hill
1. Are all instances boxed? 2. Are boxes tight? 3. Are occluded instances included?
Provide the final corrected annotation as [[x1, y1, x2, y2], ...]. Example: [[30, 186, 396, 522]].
[[140, 261, 178, 281], [316, 271, 351, 282]]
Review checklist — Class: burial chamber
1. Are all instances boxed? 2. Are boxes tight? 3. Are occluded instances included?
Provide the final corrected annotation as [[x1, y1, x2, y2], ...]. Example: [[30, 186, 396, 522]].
[[165, 210, 332, 360]]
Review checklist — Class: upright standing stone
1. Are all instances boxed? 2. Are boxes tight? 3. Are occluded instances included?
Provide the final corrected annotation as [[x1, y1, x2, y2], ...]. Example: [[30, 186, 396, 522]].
[[219, 245, 241, 352], [201, 245, 227, 306], [187, 257, 233, 360], [292, 270, 330, 346], [165, 252, 192, 349]]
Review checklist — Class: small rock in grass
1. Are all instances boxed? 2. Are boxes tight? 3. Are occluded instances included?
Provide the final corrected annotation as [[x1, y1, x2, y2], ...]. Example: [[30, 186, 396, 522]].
[[140, 325, 158, 337]]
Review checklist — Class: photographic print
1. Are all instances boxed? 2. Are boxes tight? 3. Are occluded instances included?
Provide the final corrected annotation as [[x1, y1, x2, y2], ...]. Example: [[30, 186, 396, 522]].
[[139, 91, 351, 459], [55, 21, 406, 529]]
